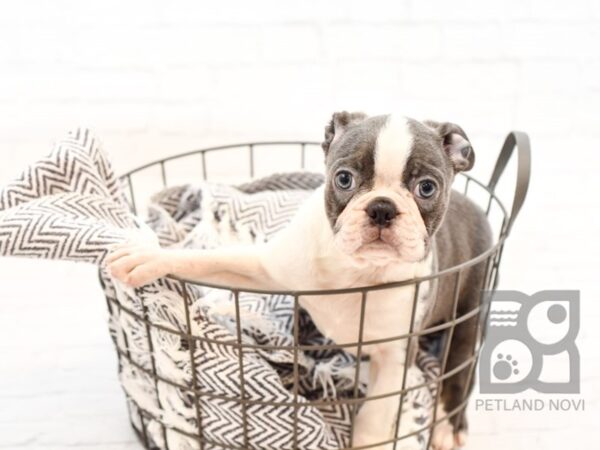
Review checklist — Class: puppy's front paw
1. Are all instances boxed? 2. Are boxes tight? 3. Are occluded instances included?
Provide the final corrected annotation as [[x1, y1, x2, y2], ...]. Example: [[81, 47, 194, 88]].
[[105, 242, 171, 287], [352, 435, 393, 450], [455, 430, 468, 448], [352, 422, 391, 450], [353, 430, 420, 450], [431, 419, 466, 450]]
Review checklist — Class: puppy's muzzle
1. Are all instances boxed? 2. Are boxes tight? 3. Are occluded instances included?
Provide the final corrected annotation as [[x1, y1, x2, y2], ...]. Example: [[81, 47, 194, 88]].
[[365, 197, 398, 228]]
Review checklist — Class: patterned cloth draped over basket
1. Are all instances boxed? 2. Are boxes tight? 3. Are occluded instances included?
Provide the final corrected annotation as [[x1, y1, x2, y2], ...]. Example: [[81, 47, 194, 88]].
[[0, 130, 442, 450]]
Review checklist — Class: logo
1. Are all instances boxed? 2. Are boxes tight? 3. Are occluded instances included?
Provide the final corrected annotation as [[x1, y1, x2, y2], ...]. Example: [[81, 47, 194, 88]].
[[479, 290, 580, 394]]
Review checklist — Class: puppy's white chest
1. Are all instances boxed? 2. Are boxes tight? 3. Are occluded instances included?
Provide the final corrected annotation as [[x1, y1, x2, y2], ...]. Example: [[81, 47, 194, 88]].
[[300, 285, 422, 353]]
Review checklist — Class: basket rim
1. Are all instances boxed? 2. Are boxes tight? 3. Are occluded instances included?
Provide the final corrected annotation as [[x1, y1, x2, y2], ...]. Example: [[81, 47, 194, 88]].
[[118, 140, 510, 296]]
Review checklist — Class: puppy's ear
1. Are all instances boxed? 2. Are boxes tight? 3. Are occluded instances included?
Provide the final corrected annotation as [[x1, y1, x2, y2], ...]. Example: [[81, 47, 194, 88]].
[[322, 111, 368, 154], [425, 120, 475, 172]]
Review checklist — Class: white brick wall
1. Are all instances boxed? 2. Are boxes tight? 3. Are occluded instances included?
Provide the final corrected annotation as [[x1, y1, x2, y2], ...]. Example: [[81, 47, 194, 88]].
[[1, 1, 599, 449], [1, 0, 599, 181]]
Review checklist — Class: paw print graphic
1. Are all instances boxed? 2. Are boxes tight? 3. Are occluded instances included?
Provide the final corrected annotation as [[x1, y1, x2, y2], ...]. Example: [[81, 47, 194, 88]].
[[493, 353, 520, 381]]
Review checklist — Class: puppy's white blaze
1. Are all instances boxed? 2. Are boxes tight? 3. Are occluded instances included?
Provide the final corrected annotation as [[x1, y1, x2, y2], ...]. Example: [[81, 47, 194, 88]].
[[374, 115, 413, 186]]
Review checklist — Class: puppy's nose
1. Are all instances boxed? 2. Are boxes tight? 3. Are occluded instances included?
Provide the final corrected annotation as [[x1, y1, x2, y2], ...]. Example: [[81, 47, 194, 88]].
[[366, 197, 398, 228]]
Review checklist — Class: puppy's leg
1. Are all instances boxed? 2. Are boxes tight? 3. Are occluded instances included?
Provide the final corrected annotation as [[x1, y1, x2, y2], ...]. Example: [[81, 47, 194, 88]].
[[433, 275, 485, 450], [432, 314, 477, 450], [106, 242, 281, 290], [352, 344, 419, 450]]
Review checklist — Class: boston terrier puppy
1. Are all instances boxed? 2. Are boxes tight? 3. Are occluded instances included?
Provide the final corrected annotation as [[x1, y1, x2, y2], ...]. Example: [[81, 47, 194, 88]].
[[107, 112, 492, 450]]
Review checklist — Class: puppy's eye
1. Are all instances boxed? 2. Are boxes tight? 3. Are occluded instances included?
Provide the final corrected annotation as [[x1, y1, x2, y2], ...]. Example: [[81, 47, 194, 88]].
[[416, 179, 437, 199], [335, 170, 355, 190]]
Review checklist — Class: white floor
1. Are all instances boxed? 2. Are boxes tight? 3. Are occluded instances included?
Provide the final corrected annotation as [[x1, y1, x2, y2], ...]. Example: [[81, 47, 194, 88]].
[[0, 260, 138, 450]]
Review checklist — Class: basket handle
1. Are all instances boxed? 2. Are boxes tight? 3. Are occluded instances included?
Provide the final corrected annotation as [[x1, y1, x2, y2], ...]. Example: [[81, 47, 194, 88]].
[[487, 131, 531, 234]]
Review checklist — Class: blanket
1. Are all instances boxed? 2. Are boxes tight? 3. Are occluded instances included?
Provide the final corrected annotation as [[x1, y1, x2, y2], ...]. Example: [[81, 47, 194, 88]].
[[0, 129, 439, 450]]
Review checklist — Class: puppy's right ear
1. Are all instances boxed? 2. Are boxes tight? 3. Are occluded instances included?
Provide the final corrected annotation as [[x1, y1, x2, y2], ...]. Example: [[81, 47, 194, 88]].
[[322, 111, 368, 154], [424, 120, 475, 172]]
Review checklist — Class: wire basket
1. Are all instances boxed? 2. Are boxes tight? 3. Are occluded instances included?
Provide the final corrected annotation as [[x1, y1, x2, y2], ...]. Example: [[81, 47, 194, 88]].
[[106, 132, 531, 450]]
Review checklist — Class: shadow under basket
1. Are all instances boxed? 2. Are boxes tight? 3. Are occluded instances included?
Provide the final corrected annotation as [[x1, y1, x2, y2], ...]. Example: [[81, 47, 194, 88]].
[[101, 133, 531, 450]]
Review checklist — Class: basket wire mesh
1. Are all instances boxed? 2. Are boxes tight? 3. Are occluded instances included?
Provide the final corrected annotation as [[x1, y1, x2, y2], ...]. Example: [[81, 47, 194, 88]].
[[107, 133, 530, 450]]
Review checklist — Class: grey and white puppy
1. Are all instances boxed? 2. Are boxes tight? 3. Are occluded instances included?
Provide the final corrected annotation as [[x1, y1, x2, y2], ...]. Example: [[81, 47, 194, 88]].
[[107, 112, 492, 450]]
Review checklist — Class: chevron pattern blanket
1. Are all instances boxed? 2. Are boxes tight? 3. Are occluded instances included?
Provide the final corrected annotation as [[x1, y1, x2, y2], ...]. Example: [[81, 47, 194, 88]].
[[0, 129, 439, 450]]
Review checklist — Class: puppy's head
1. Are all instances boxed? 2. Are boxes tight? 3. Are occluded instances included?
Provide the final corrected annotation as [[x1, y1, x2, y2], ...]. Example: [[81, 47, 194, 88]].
[[322, 112, 474, 265]]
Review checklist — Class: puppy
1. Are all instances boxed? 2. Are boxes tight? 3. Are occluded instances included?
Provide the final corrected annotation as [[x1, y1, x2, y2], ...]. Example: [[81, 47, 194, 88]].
[[107, 113, 492, 450]]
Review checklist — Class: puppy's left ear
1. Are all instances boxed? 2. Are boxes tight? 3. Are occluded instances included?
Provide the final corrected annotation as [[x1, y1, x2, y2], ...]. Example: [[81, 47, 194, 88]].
[[322, 111, 368, 154], [425, 120, 475, 172]]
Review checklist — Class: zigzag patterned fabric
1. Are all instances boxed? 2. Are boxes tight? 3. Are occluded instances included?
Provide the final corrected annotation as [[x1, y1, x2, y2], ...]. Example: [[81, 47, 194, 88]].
[[0, 128, 134, 261], [0, 129, 439, 450]]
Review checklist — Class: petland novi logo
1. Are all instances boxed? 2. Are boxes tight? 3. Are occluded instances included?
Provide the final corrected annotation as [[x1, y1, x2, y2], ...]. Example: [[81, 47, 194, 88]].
[[479, 290, 580, 394]]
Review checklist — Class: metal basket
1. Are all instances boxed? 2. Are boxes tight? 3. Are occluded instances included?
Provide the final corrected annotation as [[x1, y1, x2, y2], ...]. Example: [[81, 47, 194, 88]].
[[110, 132, 531, 450]]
